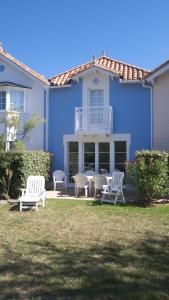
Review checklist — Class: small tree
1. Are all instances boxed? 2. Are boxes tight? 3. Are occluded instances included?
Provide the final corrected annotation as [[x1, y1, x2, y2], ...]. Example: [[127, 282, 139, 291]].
[[0, 113, 45, 199]]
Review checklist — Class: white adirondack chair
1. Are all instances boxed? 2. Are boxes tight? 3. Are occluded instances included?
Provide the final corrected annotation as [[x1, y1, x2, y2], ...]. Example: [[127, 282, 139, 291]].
[[18, 176, 46, 211], [53, 170, 66, 190], [101, 171, 125, 205]]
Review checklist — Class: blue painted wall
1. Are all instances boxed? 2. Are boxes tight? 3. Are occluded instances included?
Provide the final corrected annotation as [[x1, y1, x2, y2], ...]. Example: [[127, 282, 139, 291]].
[[109, 78, 151, 159], [48, 81, 82, 170], [48, 77, 151, 170]]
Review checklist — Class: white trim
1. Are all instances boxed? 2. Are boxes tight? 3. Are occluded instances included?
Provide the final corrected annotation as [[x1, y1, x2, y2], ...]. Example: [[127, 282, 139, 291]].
[[63, 133, 131, 182], [0, 53, 48, 87], [146, 63, 169, 82], [72, 65, 118, 83], [120, 79, 142, 84], [49, 84, 71, 89]]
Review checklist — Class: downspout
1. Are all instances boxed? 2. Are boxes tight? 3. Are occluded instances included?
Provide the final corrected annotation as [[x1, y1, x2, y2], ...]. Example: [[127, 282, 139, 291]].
[[142, 81, 153, 150], [44, 87, 49, 151]]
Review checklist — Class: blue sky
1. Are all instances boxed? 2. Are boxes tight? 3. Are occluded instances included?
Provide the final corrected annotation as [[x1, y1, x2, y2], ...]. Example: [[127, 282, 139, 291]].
[[0, 0, 169, 78]]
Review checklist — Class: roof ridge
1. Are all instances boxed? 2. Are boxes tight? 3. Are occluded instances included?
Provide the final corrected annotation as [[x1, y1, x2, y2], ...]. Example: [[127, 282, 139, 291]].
[[97, 55, 150, 72], [0, 49, 48, 85]]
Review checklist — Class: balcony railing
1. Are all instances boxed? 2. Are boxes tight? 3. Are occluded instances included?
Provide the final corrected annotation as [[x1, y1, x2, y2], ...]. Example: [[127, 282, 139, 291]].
[[75, 106, 113, 134]]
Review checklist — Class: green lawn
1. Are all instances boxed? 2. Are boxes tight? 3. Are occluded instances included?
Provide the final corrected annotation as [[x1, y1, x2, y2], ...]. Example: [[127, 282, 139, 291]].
[[0, 200, 169, 300]]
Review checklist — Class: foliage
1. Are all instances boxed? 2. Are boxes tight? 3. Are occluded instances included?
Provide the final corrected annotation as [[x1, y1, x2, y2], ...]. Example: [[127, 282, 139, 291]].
[[126, 150, 169, 204], [0, 151, 51, 198], [21, 113, 45, 141]]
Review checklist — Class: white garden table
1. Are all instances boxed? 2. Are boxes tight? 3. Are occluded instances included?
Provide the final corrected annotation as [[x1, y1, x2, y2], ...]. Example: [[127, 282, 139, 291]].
[[86, 174, 112, 196]]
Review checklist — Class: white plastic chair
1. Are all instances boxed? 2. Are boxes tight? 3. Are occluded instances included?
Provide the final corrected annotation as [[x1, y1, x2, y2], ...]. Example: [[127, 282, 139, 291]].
[[101, 171, 125, 205], [73, 173, 89, 197], [53, 170, 66, 190], [18, 176, 46, 211], [93, 175, 107, 198]]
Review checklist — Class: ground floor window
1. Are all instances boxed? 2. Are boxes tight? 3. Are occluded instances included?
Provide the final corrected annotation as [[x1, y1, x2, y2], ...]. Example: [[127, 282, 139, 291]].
[[68, 142, 78, 183], [66, 137, 129, 183], [115, 141, 127, 172]]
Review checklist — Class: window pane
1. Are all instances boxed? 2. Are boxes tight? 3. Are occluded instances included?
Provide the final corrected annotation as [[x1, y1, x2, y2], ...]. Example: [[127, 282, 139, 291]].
[[84, 142, 95, 171], [69, 153, 78, 163], [10, 90, 24, 112], [84, 143, 95, 153], [99, 143, 109, 153], [68, 142, 78, 182], [115, 141, 127, 173], [69, 142, 78, 152], [115, 153, 126, 164], [99, 164, 110, 173], [90, 89, 104, 107], [115, 141, 126, 152], [115, 163, 125, 172], [0, 91, 6, 110], [99, 153, 110, 163]]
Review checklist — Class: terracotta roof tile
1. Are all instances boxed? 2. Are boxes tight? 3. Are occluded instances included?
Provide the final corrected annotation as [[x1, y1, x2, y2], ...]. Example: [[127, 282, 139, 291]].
[[0, 48, 48, 85], [49, 56, 150, 86]]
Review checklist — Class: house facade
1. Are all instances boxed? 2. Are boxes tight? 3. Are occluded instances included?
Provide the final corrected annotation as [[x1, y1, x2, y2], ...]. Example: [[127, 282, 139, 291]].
[[48, 57, 151, 184], [146, 61, 169, 151], [0, 46, 48, 150], [0, 46, 152, 184]]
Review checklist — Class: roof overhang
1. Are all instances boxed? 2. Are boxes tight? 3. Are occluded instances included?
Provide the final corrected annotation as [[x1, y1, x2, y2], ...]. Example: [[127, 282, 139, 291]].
[[0, 52, 49, 87], [0, 81, 32, 89], [146, 61, 169, 82], [72, 65, 119, 82]]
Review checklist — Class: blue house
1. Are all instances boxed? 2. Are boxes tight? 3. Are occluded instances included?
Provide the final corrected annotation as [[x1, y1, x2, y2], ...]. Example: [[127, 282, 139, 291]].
[[48, 55, 151, 184]]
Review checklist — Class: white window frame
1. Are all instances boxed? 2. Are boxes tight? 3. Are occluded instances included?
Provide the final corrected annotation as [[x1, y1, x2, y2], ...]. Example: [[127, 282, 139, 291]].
[[63, 133, 131, 184], [0, 87, 26, 113]]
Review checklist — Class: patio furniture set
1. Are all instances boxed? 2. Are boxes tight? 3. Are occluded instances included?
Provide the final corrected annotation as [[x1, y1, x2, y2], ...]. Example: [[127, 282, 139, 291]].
[[53, 169, 125, 205], [18, 170, 125, 212]]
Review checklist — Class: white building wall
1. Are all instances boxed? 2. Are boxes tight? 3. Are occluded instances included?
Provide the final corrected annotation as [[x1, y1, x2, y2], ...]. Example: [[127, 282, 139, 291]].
[[0, 57, 46, 150], [153, 71, 169, 151]]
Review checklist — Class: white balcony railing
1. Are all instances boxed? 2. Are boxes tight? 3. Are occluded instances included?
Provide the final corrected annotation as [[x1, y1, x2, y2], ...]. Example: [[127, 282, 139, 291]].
[[75, 106, 112, 134]]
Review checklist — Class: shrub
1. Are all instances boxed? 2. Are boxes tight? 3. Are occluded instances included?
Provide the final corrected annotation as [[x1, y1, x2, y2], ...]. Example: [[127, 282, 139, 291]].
[[126, 150, 169, 204], [0, 151, 52, 199]]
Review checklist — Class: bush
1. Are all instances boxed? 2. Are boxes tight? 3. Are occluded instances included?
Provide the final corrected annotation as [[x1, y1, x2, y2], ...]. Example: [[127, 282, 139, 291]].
[[126, 150, 169, 204], [0, 151, 52, 199]]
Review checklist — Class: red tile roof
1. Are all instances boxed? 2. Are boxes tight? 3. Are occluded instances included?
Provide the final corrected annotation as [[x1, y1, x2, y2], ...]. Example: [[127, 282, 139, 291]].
[[0, 48, 48, 85], [49, 56, 150, 86]]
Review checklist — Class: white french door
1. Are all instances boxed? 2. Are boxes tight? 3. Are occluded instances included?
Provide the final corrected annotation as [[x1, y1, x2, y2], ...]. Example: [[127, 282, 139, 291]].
[[83, 142, 110, 173]]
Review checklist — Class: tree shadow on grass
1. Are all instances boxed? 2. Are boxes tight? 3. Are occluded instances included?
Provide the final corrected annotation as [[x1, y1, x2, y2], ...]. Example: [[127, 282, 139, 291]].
[[0, 232, 169, 300]]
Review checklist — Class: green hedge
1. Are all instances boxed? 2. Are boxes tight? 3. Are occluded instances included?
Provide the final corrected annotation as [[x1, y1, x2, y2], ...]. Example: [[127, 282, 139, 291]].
[[126, 150, 169, 204], [0, 151, 52, 199]]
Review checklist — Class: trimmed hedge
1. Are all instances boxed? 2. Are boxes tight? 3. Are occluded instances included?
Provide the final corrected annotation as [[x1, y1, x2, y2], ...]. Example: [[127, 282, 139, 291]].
[[0, 151, 52, 199], [126, 150, 169, 204]]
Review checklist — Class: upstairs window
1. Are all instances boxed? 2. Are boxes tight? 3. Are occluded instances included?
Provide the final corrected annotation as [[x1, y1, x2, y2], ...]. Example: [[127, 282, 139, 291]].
[[89, 89, 104, 107], [0, 91, 6, 111], [10, 90, 24, 112]]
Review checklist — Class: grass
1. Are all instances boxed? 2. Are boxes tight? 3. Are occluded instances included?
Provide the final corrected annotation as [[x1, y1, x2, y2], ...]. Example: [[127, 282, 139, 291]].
[[0, 199, 169, 300]]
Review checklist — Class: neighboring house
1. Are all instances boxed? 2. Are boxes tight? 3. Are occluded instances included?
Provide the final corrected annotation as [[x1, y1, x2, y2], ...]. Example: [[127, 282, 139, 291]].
[[146, 61, 169, 151], [0, 45, 48, 150], [48, 56, 151, 184]]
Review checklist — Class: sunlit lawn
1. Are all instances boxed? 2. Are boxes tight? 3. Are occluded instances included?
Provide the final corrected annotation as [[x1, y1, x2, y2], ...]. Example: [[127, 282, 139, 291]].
[[0, 199, 169, 300]]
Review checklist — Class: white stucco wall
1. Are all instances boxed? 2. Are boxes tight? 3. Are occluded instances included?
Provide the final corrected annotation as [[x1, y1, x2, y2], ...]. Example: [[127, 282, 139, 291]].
[[0, 56, 47, 150], [153, 71, 169, 151]]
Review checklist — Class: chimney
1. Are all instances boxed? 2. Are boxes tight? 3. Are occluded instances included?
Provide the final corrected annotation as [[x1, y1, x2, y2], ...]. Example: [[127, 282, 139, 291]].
[[92, 54, 96, 64], [102, 50, 106, 57], [0, 42, 3, 51]]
